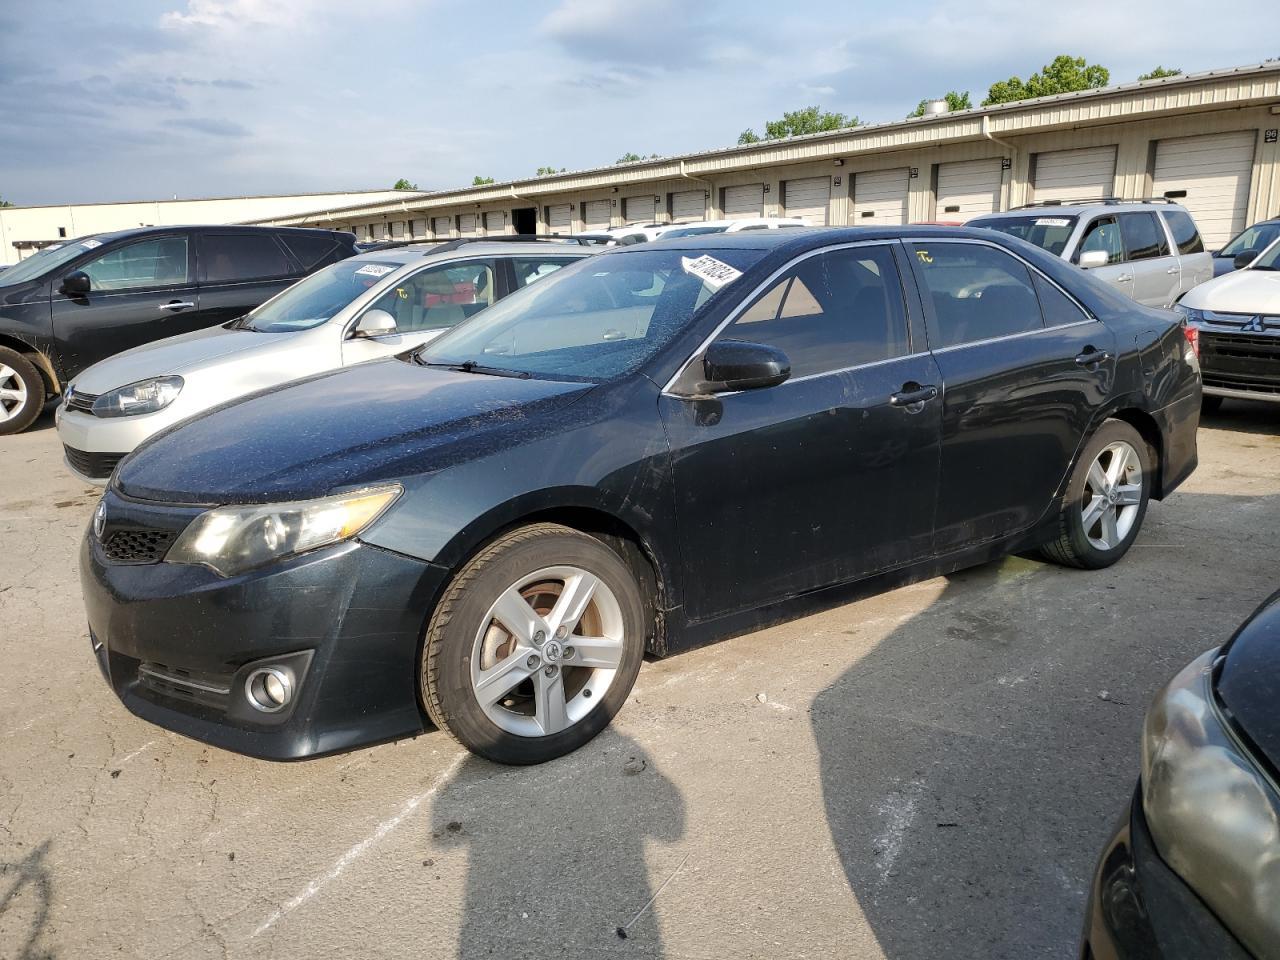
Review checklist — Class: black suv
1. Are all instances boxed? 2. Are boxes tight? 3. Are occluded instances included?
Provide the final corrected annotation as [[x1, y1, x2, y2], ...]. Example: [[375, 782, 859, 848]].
[[0, 225, 357, 434]]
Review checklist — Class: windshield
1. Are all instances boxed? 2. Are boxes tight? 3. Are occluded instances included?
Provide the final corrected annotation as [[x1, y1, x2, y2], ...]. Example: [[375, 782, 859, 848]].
[[660, 225, 729, 239], [1221, 222, 1280, 258], [0, 238, 101, 286], [1250, 238, 1280, 271], [241, 258, 402, 332], [419, 247, 765, 381], [974, 215, 1078, 257]]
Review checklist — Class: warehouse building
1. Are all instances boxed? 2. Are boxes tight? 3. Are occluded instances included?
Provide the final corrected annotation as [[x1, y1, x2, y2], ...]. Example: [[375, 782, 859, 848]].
[[0, 189, 423, 265], [254, 61, 1280, 250]]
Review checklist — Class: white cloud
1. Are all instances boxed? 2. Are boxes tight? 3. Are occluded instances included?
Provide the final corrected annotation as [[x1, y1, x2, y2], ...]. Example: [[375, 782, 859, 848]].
[[161, 0, 303, 29]]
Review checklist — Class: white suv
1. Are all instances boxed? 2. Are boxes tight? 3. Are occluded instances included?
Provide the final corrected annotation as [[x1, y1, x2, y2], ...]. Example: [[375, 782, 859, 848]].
[[971, 201, 1212, 308]]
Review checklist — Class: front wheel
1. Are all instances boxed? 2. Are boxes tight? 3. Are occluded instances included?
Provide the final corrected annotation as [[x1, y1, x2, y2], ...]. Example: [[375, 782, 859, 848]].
[[421, 523, 647, 765], [0, 347, 45, 436], [1039, 419, 1151, 570]]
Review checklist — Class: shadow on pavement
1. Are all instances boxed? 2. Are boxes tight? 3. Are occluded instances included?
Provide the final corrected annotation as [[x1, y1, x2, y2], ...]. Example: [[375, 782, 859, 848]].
[[0, 838, 54, 960], [431, 734, 684, 960], [1199, 398, 1280, 436]]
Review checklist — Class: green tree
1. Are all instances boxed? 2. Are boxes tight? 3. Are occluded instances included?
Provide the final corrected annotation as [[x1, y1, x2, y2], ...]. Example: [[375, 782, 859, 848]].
[[908, 90, 972, 117], [737, 106, 858, 145], [0, 197, 12, 208], [983, 55, 1110, 105], [472, 175, 494, 185], [535, 166, 566, 176], [614, 152, 657, 164], [392, 178, 418, 190], [1139, 66, 1182, 81]]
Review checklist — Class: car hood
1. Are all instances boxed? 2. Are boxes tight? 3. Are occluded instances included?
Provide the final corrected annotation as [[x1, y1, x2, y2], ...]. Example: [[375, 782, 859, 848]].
[[1181, 268, 1280, 314], [115, 358, 595, 503], [71, 324, 294, 392], [1216, 590, 1280, 774]]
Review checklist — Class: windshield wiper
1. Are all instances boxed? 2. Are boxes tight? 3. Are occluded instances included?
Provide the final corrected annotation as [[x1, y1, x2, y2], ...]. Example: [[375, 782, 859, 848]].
[[415, 357, 531, 379]]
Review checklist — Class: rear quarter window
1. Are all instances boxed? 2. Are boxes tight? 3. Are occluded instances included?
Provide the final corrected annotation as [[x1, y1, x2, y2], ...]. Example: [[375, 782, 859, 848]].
[[1161, 209, 1205, 255]]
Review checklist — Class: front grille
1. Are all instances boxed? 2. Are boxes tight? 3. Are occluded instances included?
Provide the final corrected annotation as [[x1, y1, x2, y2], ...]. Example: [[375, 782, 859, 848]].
[[138, 661, 233, 711], [103, 528, 176, 563], [65, 390, 99, 414], [1202, 332, 1280, 357], [63, 445, 125, 480]]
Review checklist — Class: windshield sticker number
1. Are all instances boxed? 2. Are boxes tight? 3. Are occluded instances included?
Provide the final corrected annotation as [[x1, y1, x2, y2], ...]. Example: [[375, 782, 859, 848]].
[[354, 263, 394, 278], [80, 239, 103, 250], [681, 255, 742, 289], [1035, 218, 1072, 227]]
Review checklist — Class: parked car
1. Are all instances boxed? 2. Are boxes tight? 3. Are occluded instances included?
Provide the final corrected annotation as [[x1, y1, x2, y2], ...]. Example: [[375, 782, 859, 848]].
[[81, 227, 1200, 765], [1081, 590, 1280, 960], [1211, 217, 1280, 276], [1174, 236, 1280, 412], [970, 200, 1212, 308], [0, 225, 357, 435], [657, 217, 809, 238], [55, 240, 593, 483]]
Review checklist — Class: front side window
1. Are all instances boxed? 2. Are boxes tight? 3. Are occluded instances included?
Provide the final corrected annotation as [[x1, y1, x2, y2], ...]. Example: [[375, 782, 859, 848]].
[[421, 247, 766, 381], [511, 257, 581, 289], [1162, 209, 1205, 255], [1076, 217, 1124, 265], [81, 237, 190, 291], [1219, 221, 1280, 259], [241, 258, 403, 332], [1118, 213, 1170, 261], [202, 234, 293, 283], [721, 246, 909, 378], [909, 242, 1043, 349], [366, 261, 495, 333], [973, 215, 1078, 257]]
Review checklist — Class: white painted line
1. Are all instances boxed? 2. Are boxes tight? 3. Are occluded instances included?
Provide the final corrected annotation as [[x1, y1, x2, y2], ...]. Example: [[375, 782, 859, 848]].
[[114, 740, 157, 766], [252, 751, 466, 938]]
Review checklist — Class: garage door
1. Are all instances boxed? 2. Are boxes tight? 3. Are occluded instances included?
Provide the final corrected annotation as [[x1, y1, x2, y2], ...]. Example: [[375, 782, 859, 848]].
[[390, 221, 407, 239], [1153, 131, 1256, 248], [852, 168, 910, 225], [723, 183, 764, 220], [935, 158, 1003, 222], [410, 218, 428, 238], [582, 199, 611, 231], [432, 216, 452, 238], [484, 211, 507, 234], [624, 196, 657, 224], [373, 223, 389, 240], [1032, 146, 1117, 203], [783, 177, 830, 225], [671, 190, 705, 222], [546, 203, 572, 234], [458, 213, 478, 237]]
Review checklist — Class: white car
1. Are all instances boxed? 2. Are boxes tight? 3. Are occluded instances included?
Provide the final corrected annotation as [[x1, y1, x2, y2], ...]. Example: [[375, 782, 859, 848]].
[[56, 241, 593, 483], [657, 217, 809, 239], [1175, 237, 1280, 411]]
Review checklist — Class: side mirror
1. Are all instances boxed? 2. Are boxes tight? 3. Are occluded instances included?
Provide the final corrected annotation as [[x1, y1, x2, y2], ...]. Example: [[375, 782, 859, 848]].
[[61, 271, 91, 296], [700, 339, 790, 393], [1233, 250, 1259, 270], [1077, 250, 1109, 269], [351, 309, 397, 339]]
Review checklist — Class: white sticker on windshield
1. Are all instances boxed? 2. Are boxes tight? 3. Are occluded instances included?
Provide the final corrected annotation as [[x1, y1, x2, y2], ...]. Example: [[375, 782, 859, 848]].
[[1035, 218, 1071, 227], [80, 239, 103, 250], [354, 263, 394, 277], [680, 255, 742, 290]]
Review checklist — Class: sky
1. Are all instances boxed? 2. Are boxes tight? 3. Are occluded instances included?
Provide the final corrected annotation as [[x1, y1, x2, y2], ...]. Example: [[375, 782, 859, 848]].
[[1, 0, 1275, 206]]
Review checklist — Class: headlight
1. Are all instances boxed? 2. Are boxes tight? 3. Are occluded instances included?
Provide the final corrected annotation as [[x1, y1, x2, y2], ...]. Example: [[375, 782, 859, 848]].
[[166, 484, 401, 577], [1173, 303, 1206, 324], [1141, 649, 1280, 958], [91, 376, 184, 417]]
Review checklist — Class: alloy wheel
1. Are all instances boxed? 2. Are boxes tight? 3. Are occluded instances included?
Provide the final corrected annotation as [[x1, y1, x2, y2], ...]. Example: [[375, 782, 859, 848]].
[[1080, 440, 1143, 551], [469, 565, 625, 737], [0, 363, 28, 423]]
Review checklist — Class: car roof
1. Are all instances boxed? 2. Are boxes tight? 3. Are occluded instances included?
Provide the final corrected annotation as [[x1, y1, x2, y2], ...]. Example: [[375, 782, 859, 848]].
[[972, 202, 1191, 218], [351, 240, 596, 265], [64, 224, 350, 246], [606, 224, 1017, 252]]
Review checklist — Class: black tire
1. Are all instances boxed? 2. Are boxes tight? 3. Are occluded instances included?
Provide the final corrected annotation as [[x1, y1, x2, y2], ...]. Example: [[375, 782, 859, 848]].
[[1039, 419, 1152, 570], [421, 523, 647, 765], [1200, 394, 1223, 416], [0, 347, 45, 436]]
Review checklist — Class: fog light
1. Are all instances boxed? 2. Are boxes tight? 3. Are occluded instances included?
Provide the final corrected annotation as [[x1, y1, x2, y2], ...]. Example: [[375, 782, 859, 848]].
[[245, 667, 293, 713]]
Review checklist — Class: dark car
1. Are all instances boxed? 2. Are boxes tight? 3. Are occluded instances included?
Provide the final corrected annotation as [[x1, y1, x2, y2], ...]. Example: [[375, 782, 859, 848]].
[[1212, 217, 1280, 276], [1082, 591, 1280, 959], [80, 227, 1201, 765], [0, 225, 357, 434]]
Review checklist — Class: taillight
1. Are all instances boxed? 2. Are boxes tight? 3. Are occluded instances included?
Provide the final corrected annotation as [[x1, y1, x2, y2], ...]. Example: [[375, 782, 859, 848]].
[[1183, 322, 1200, 359]]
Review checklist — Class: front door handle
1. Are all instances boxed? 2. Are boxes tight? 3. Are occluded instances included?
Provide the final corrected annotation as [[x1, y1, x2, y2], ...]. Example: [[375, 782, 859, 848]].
[[890, 384, 939, 407], [1166, 267, 1180, 275], [159, 300, 196, 311], [1075, 348, 1113, 367], [1116, 274, 1133, 283]]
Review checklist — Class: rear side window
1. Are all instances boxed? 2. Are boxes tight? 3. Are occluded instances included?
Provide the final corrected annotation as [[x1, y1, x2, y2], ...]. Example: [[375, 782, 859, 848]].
[[278, 234, 346, 271], [909, 242, 1044, 349], [1162, 209, 1205, 255], [1076, 217, 1124, 265], [80, 237, 190, 291], [202, 234, 293, 283], [723, 245, 910, 377], [1118, 213, 1169, 261]]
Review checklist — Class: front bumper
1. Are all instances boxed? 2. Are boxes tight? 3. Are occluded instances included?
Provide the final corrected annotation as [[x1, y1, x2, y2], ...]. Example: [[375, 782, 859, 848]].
[[80, 490, 450, 760], [1081, 788, 1253, 960]]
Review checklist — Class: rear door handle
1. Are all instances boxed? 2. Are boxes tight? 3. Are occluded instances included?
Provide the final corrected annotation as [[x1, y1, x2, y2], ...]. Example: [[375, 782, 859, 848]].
[[159, 300, 195, 311], [1116, 274, 1133, 283], [1166, 267, 1180, 275], [890, 384, 939, 407], [1075, 349, 1113, 366]]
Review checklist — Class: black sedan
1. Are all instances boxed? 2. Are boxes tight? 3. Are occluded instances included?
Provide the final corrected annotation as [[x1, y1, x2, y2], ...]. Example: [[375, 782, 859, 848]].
[[80, 227, 1201, 765], [1082, 591, 1280, 959]]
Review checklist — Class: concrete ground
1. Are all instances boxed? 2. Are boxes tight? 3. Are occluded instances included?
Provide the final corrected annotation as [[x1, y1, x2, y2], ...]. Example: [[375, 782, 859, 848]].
[[1, 401, 1278, 960]]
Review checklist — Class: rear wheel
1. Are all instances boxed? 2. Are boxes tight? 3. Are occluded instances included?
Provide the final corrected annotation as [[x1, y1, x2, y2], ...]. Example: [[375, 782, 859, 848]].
[[0, 348, 45, 436], [1039, 419, 1151, 570], [421, 523, 646, 765]]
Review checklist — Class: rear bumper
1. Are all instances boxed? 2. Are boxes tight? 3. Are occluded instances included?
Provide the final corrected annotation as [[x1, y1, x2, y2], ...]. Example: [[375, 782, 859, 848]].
[[1151, 390, 1199, 500], [1081, 788, 1251, 959]]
